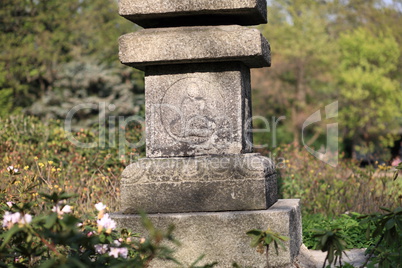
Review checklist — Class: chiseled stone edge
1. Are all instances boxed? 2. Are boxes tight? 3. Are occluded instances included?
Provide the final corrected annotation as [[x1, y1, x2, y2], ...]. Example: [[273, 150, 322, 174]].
[[120, 175, 277, 214], [119, 25, 271, 70], [121, 154, 275, 184], [112, 199, 302, 268], [119, 0, 267, 28], [120, 154, 277, 213]]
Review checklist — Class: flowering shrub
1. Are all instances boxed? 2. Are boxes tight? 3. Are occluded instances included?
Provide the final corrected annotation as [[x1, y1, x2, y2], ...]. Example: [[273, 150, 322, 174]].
[[0, 115, 145, 216], [0, 192, 215, 267]]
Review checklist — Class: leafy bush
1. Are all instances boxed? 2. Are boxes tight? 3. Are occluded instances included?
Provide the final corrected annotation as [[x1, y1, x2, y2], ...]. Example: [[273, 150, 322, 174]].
[[0, 190, 216, 268], [246, 228, 289, 255], [312, 228, 347, 268], [270, 145, 402, 216], [0, 115, 145, 216], [360, 207, 402, 268], [303, 213, 372, 250]]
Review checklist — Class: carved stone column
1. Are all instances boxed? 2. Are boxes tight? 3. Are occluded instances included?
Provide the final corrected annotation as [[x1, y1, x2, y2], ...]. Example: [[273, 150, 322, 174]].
[[113, 1, 302, 267]]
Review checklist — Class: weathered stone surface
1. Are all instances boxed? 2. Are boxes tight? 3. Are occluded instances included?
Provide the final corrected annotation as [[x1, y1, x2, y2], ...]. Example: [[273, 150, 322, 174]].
[[120, 153, 277, 214], [119, 25, 271, 70], [113, 199, 302, 268], [145, 62, 253, 157], [119, 0, 267, 28]]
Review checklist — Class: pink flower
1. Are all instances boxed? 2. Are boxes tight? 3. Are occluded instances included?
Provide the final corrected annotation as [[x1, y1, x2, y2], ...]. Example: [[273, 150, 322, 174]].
[[109, 247, 128, 259], [95, 202, 107, 211], [20, 214, 32, 225], [392, 156, 401, 167], [94, 244, 109, 255], [52, 205, 72, 216], [2, 211, 32, 229], [97, 213, 116, 233], [6, 166, 19, 174]]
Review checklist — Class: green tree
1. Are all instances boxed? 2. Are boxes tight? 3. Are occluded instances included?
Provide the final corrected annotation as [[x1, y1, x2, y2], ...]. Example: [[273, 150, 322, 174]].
[[0, 0, 141, 117], [338, 27, 402, 152], [256, 0, 338, 146], [329, 0, 402, 82]]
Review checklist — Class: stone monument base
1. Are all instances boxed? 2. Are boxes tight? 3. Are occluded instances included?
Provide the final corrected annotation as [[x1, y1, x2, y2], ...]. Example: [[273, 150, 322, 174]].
[[113, 199, 302, 268], [120, 154, 277, 214]]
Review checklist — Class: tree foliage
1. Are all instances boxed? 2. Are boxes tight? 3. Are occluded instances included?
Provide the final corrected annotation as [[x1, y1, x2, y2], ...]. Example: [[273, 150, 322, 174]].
[[338, 27, 401, 148], [254, 0, 402, 154], [1, 0, 402, 155], [0, 0, 143, 119]]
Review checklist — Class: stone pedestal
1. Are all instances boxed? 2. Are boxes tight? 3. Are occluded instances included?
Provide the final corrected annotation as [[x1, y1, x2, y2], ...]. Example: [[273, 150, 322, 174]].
[[113, 199, 302, 268], [119, 25, 270, 70], [114, 1, 302, 267], [121, 154, 277, 213]]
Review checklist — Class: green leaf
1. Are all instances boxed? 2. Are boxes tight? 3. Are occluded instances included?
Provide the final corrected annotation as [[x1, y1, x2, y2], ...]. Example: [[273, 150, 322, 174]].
[[67, 258, 87, 268], [384, 218, 395, 230], [321, 233, 329, 249], [396, 163, 402, 170], [264, 236, 273, 246], [380, 207, 392, 213], [328, 249, 334, 264], [278, 235, 290, 242], [395, 218, 402, 231], [250, 236, 261, 248], [273, 240, 279, 255], [44, 213, 58, 229], [393, 171, 399, 181], [38, 259, 58, 268], [394, 207, 402, 214], [59, 192, 77, 200], [246, 229, 263, 236], [0, 225, 22, 249]]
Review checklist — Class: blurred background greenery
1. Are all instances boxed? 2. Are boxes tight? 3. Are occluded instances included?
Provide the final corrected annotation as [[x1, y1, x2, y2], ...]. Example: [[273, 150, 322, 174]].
[[1, 0, 401, 161], [1, 1, 402, 254]]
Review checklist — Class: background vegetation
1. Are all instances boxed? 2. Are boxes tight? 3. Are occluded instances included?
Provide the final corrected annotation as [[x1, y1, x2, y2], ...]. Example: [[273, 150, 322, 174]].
[[1, 0, 402, 265], [1, 0, 401, 155]]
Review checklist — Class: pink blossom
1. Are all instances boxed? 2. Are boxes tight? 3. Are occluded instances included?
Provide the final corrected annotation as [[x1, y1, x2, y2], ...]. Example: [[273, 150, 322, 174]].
[[392, 156, 401, 167], [20, 214, 32, 225], [6, 166, 19, 174], [95, 202, 107, 211], [2, 211, 32, 229], [109, 247, 128, 259], [94, 244, 109, 255], [97, 213, 116, 233], [52, 205, 72, 216], [7, 166, 19, 175]]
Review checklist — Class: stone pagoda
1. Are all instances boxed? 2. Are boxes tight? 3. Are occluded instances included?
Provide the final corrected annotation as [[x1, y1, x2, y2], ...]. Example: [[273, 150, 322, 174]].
[[113, 1, 302, 267]]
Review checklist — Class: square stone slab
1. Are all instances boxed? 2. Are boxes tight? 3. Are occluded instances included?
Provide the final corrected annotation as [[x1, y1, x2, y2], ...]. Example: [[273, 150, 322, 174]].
[[113, 199, 302, 268], [119, 0, 267, 28], [145, 62, 253, 157], [119, 25, 271, 70], [120, 154, 277, 214]]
